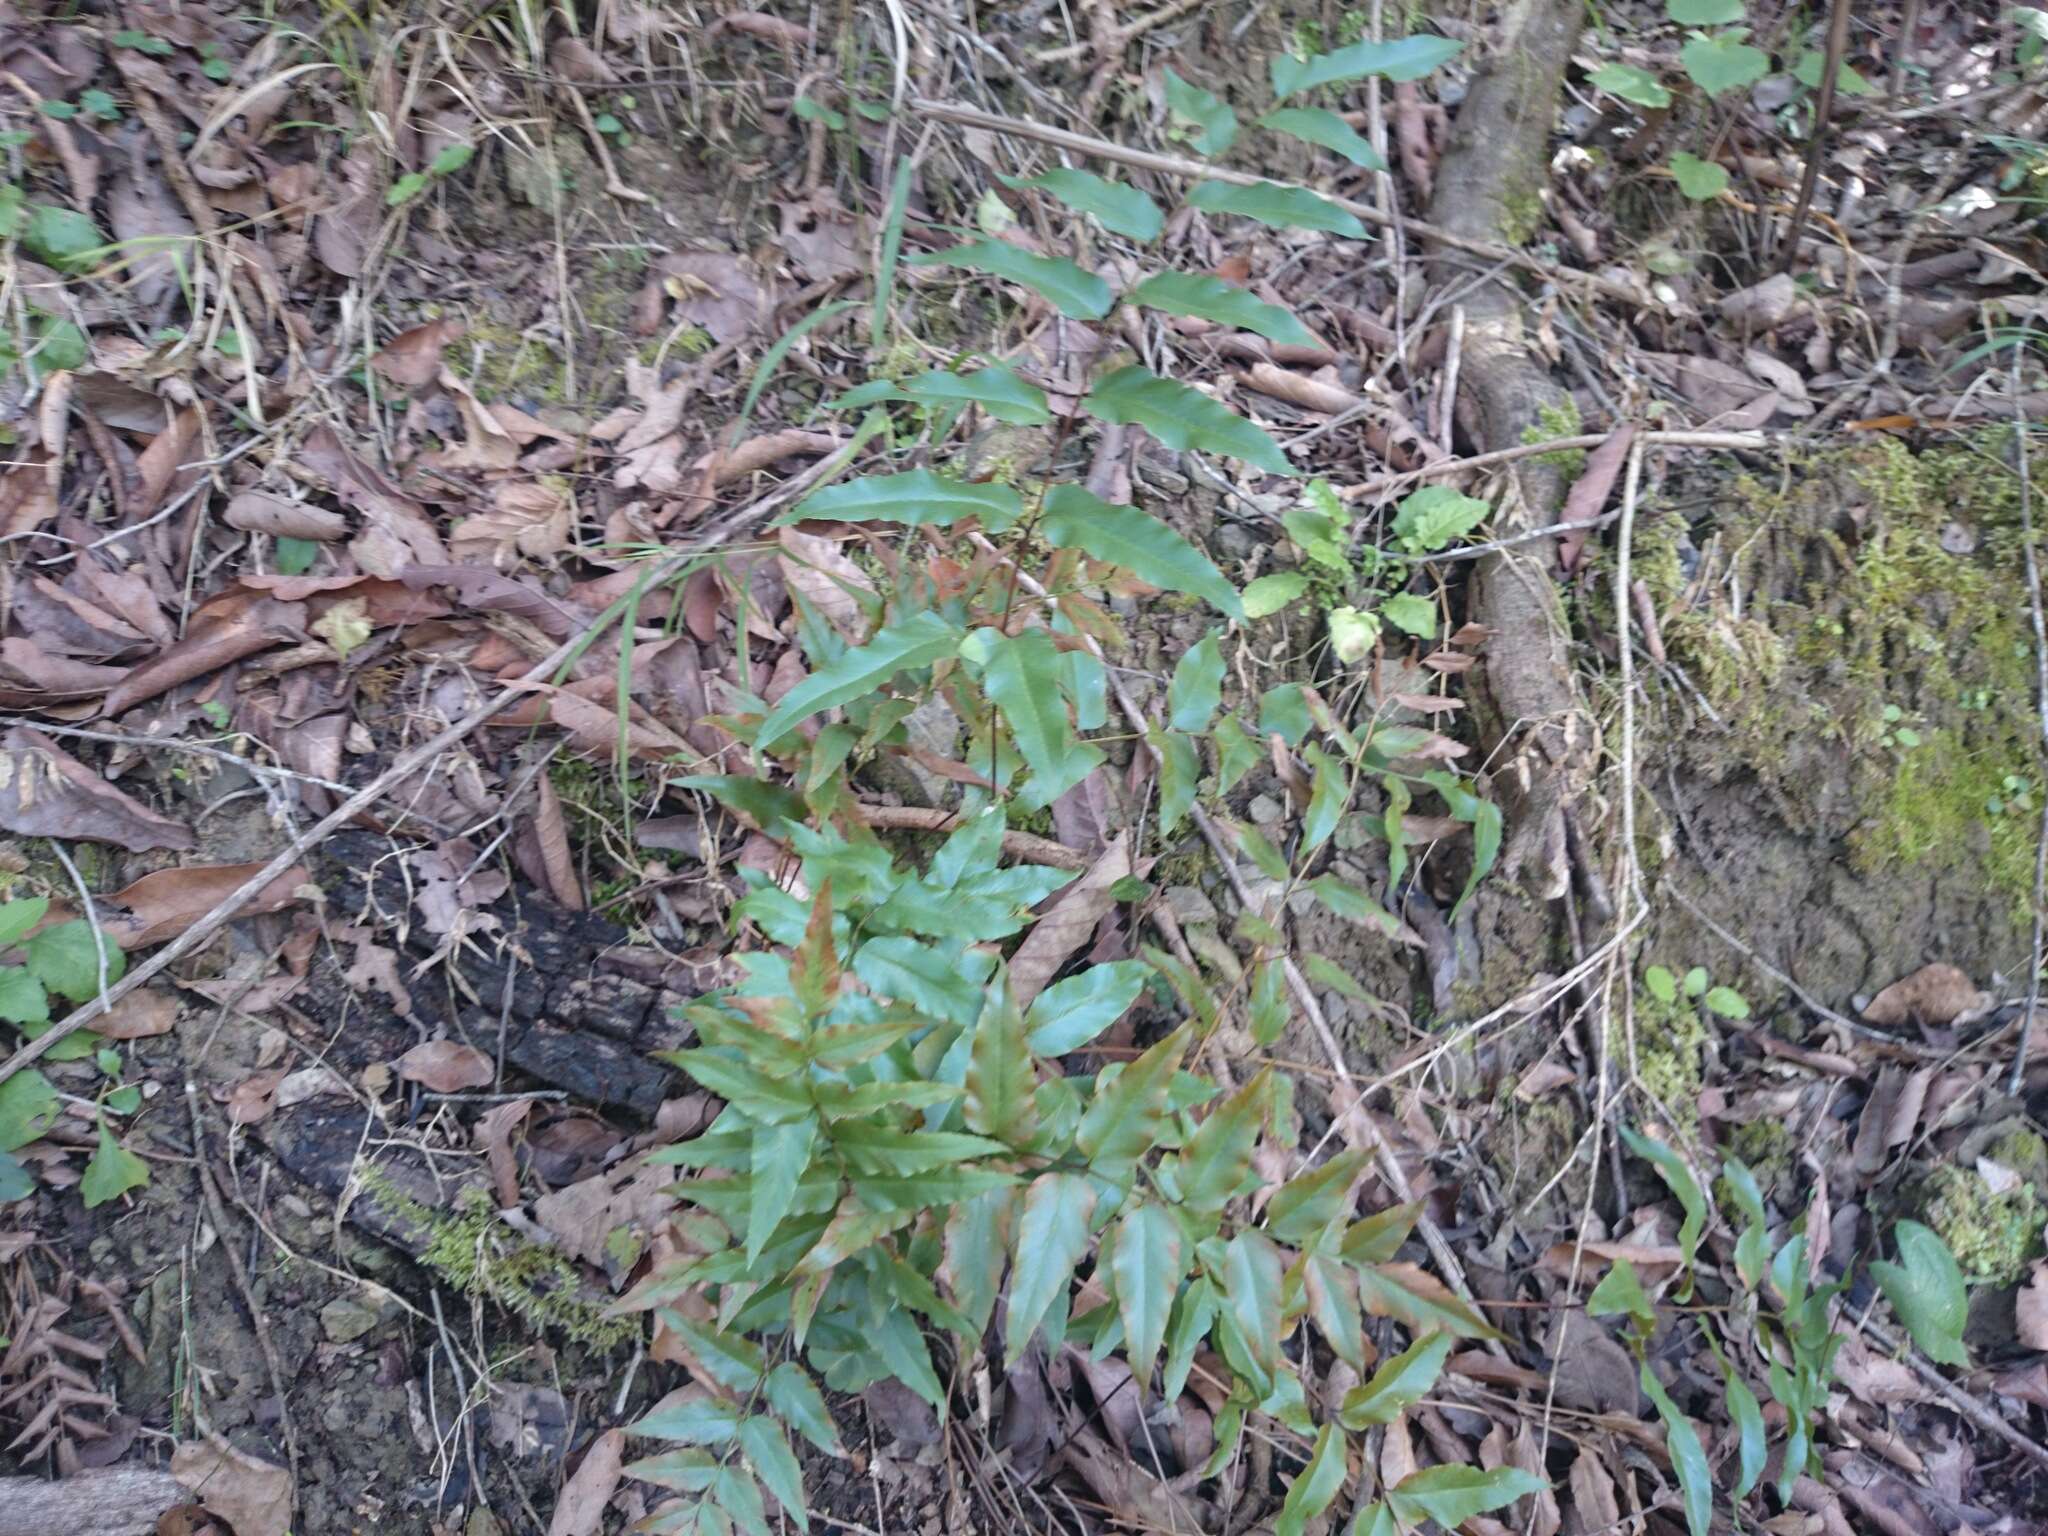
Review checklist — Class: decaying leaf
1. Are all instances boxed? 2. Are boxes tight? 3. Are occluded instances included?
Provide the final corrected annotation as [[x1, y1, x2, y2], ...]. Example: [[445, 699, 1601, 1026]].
[[0, 727, 196, 852], [104, 862, 311, 948], [394, 1040, 495, 1092], [171, 1437, 292, 1536], [1862, 964, 1992, 1029], [547, 1428, 625, 1536], [1005, 832, 1131, 1009]]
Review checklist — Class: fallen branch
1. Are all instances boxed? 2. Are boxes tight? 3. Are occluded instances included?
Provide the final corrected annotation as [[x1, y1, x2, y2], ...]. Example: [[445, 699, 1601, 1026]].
[[0, 459, 843, 1087], [909, 98, 1652, 309]]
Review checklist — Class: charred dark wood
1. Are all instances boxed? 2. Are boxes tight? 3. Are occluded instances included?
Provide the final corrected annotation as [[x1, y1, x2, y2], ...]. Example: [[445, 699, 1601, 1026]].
[[285, 829, 693, 1118]]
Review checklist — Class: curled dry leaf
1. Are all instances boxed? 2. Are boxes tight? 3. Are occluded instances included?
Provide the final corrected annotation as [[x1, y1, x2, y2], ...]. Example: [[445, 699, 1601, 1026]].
[[1006, 831, 1131, 1009], [394, 1039, 495, 1092], [1862, 963, 1992, 1029], [0, 726, 196, 852], [371, 317, 465, 389], [102, 593, 307, 716], [224, 490, 349, 542], [170, 1437, 293, 1536], [225, 1069, 288, 1126], [777, 527, 876, 644], [475, 1097, 536, 1208], [451, 479, 574, 567]]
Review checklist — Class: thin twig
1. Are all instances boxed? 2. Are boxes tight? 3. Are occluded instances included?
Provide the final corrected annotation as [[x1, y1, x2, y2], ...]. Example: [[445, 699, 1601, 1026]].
[[908, 98, 1652, 308], [1338, 429, 1769, 502], [0, 462, 842, 1087], [2011, 375, 2046, 1092], [1857, 1316, 2048, 1473], [1778, 0, 1852, 272]]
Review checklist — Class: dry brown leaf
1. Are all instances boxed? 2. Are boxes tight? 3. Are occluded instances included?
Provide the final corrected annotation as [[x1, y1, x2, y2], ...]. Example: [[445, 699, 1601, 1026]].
[[339, 927, 411, 1016], [105, 165, 198, 310], [297, 424, 449, 576], [1862, 963, 1992, 1028], [451, 479, 573, 567], [311, 149, 379, 278], [1556, 424, 1635, 571], [399, 565, 584, 639], [475, 1098, 535, 1208], [0, 726, 196, 852], [1566, 1447, 1621, 1529], [548, 1428, 625, 1536], [94, 988, 179, 1040], [1006, 831, 1131, 1009], [1238, 361, 1361, 415], [102, 593, 306, 716], [533, 773, 586, 911], [395, 1040, 494, 1092], [2019, 1263, 2048, 1352], [171, 1437, 292, 1536], [534, 1155, 672, 1272], [0, 451, 58, 538], [276, 1065, 351, 1108], [136, 406, 204, 517], [105, 862, 310, 948], [372, 318, 465, 389], [225, 1070, 288, 1126], [549, 34, 619, 83], [651, 250, 772, 345], [776, 527, 875, 643], [224, 490, 348, 542]]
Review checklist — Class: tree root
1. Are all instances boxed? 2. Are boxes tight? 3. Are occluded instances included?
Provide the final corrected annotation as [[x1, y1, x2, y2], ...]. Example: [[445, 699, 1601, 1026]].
[[1422, 0, 1597, 905]]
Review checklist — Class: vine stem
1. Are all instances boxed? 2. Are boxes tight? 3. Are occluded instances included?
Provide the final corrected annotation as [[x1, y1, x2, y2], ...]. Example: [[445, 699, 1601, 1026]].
[[964, 532, 1486, 1310]]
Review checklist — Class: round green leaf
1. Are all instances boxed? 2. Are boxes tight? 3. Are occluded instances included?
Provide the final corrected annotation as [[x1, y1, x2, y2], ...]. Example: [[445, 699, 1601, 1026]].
[[1588, 62, 1672, 109], [1242, 572, 1310, 617], [1669, 151, 1731, 201], [27, 919, 126, 1003], [1870, 1220, 1969, 1365], [23, 204, 104, 269], [1680, 34, 1770, 96], [0, 1069, 59, 1151]]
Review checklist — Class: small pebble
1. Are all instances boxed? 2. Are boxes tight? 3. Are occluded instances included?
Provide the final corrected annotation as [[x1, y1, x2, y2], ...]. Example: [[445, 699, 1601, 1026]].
[[1248, 794, 1284, 825]]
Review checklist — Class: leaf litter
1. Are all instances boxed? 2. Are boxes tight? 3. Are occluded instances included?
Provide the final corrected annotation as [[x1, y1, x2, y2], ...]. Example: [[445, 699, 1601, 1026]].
[[0, 2, 2041, 1534]]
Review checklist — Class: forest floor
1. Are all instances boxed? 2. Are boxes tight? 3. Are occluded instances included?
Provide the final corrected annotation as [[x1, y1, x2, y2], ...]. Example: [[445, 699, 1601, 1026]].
[[1, 1, 2047, 1534]]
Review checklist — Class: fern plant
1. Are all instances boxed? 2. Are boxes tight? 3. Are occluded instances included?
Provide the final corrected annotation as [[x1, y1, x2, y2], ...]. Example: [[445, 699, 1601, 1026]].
[[605, 30, 1565, 1536]]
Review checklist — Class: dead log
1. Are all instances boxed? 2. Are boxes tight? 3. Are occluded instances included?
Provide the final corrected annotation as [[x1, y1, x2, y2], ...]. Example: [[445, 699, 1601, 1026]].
[[0, 1468, 185, 1536]]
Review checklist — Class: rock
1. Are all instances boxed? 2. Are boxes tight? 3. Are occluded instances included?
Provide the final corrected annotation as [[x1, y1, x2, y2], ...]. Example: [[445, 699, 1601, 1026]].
[[1248, 794, 1285, 825], [320, 1296, 381, 1344], [1162, 886, 1218, 925]]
